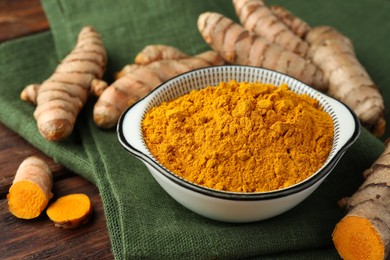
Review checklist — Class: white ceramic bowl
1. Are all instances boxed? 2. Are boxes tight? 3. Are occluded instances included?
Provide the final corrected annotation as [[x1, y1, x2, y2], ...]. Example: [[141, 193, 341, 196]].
[[117, 66, 360, 223]]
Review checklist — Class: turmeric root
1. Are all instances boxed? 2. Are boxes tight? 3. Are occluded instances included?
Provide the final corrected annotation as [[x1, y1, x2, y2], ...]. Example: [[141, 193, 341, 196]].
[[270, 5, 311, 38], [332, 142, 390, 260], [21, 79, 108, 106], [197, 12, 327, 91], [134, 44, 189, 65], [7, 156, 53, 219], [306, 26, 385, 136], [22, 26, 107, 141], [90, 78, 109, 97], [115, 45, 190, 79], [93, 50, 225, 128], [232, 0, 309, 56], [46, 193, 92, 229], [20, 84, 40, 105]]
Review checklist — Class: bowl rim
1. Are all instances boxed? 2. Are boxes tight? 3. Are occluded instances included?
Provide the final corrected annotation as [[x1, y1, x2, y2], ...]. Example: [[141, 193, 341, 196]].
[[117, 65, 361, 201]]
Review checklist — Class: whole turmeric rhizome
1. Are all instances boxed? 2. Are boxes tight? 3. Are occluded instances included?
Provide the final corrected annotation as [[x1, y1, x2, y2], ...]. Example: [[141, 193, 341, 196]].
[[142, 80, 334, 192], [7, 156, 92, 229]]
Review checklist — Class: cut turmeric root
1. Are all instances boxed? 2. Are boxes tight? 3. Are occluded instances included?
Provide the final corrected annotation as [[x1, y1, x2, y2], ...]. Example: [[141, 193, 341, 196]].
[[21, 26, 107, 141], [333, 216, 387, 260], [46, 193, 93, 229], [93, 49, 225, 128], [332, 142, 390, 260], [7, 156, 53, 219]]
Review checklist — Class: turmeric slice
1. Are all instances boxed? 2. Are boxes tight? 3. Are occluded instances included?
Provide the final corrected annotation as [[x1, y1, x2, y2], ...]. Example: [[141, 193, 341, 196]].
[[46, 193, 93, 229], [7, 156, 53, 219], [21, 26, 107, 141], [93, 50, 225, 128], [332, 142, 390, 259]]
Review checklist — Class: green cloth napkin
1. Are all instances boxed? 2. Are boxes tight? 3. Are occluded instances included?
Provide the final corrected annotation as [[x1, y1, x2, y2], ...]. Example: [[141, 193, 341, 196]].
[[0, 0, 389, 258]]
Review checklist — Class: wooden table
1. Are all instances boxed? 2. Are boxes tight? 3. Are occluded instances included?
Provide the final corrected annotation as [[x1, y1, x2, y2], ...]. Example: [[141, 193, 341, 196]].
[[0, 0, 113, 259]]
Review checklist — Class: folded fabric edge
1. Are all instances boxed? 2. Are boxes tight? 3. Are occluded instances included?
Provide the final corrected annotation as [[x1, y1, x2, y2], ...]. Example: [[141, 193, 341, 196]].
[[40, 0, 76, 59]]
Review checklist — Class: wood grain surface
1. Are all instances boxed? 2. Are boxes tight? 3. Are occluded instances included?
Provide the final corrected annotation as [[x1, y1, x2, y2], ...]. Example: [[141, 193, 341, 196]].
[[0, 0, 113, 259]]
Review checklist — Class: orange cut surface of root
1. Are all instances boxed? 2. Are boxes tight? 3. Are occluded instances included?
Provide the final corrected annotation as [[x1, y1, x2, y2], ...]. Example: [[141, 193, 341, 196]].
[[7, 181, 49, 219], [333, 216, 385, 260], [46, 193, 92, 229]]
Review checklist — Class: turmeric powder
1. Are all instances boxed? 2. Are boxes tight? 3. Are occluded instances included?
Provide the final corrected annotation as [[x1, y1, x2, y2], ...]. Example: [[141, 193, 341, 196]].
[[142, 80, 334, 192]]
